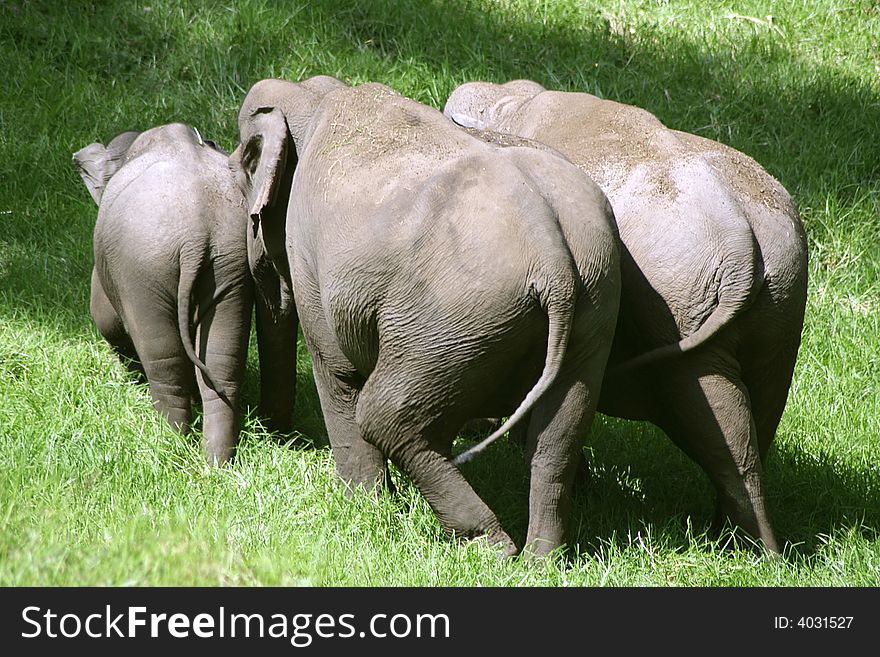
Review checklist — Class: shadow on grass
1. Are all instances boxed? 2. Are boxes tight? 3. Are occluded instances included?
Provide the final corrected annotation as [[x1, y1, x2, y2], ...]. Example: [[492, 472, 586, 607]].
[[766, 444, 880, 554], [239, 366, 327, 448], [459, 416, 880, 559]]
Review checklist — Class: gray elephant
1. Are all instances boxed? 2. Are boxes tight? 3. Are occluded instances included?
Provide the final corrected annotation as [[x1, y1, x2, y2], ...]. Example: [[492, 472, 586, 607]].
[[73, 123, 295, 465], [444, 80, 809, 553], [230, 76, 621, 556]]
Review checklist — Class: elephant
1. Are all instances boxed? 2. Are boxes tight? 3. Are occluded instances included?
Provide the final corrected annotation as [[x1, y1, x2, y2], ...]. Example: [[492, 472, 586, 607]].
[[73, 123, 295, 465], [444, 80, 809, 553], [230, 76, 621, 556]]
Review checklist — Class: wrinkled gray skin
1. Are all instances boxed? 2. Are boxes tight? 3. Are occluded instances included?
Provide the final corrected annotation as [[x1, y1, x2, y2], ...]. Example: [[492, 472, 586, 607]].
[[74, 123, 294, 465], [231, 76, 621, 556], [445, 81, 809, 553]]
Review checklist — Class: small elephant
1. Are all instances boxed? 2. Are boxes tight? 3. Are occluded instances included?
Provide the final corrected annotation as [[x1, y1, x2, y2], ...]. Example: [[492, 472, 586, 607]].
[[444, 80, 809, 553], [231, 76, 621, 556], [73, 123, 295, 465]]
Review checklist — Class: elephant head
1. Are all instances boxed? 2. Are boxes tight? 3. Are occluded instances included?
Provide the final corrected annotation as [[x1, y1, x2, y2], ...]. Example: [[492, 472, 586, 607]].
[[443, 80, 546, 132], [72, 131, 141, 205], [229, 76, 345, 321], [232, 76, 346, 220], [228, 76, 347, 434]]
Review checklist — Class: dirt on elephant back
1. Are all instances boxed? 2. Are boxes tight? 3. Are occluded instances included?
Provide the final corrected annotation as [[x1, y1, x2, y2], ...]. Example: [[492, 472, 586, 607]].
[[532, 92, 788, 212], [681, 133, 788, 213], [526, 93, 684, 200]]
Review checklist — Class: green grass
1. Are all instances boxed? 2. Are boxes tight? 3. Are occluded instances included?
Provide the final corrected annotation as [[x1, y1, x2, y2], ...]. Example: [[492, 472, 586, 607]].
[[1, 0, 878, 586]]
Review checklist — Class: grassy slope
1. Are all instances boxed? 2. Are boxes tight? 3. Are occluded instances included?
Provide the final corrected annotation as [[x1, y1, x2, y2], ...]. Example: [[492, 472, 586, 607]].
[[0, 0, 878, 585]]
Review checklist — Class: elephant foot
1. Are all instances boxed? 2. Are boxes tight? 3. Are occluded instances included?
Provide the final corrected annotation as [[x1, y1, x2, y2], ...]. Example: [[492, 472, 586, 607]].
[[712, 468, 780, 555], [202, 426, 237, 466], [333, 437, 391, 497], [466, 528, 518, 559], [338, 461, 395, 498], [712, 505, 781, 556], [520, 536, 568, 561], [203, 440, 236, 467], [340, 474, 396, 499], [493, 530, 518, 558]]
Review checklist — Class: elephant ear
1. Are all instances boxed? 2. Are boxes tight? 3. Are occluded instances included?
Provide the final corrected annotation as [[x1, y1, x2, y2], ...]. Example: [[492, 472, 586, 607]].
[[238, 107, 296, 320], [72, 131, 140, 205], [243, 107, 291, 225], [449, 112, 487, 131]]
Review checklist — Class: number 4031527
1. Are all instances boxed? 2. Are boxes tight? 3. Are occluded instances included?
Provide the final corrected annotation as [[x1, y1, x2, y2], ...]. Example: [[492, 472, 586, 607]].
[[774, 616, 854, 629]]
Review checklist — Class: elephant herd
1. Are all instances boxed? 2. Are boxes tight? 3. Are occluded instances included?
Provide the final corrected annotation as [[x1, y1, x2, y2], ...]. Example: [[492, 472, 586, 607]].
[[73, 75, 808, 558]]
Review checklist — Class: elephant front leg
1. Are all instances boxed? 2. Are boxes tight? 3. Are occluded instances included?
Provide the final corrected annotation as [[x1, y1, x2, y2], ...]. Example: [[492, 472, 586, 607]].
[[254, 293, 298, 435]]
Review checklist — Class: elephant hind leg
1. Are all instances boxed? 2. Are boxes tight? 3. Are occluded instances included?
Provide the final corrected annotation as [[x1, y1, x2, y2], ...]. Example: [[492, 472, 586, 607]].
[[125, 308, 197, 438], [90, 269, 144, 379], [741, 329, 804, 462], [304, 332, 389, 492], [738, 281, 807, 461], [521, 331, 609, 558], [521, 382, 591, 557], [355, 372, 516, 555], [743, 348, 800, 464], [193, 283, 252, 466], [139, 349, 196, 437], [655, 364, 779, 554]]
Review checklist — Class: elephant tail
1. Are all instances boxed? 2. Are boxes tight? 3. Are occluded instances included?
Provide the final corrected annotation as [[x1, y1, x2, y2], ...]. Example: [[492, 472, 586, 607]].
[[452, 280, 575, 467], [608, 245, 762, 378], [177, 251, 232, 406]]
